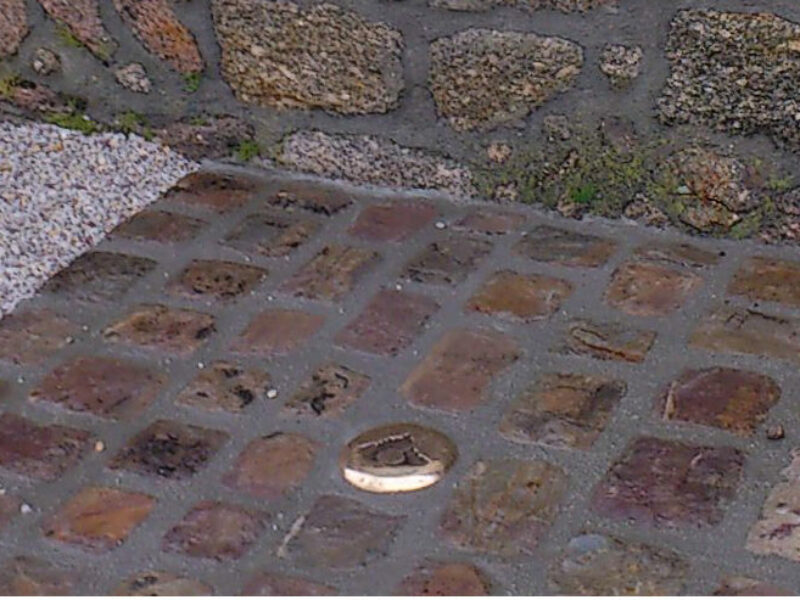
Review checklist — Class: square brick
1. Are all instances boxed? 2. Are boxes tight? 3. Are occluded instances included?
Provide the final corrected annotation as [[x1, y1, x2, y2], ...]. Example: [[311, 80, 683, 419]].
[[30, 356, 164, 420], [714, 577, 792, 596], [402, 236, 493, 286], [634, 242, 720, 268], [223, 433, 316, 499], [500, 373, 626, 449], [605, 262, 702, 317], [284, 364, 371, 418], [747, 450, 800, 563], [440, 459, 567, 556], [349, 201, 437, 242], [454, 209, 526, 235], [242, 572, 336, 596], [165, 171, 257, 213], [549, 533, 688, 595], [0, 557, 77, 595], [690, 307, 800, 364], [0, 413, 89, 481], [282, 245, 379, 301], [43, 486, 155, 552], [42, 252, 156, 304], [112, 210, 206, 244], [553, 319, 656, 363], [0, 309, 77, 365], [335, 289, 439, 356], [515, 226, 617, 268], [104, 304, 216, 355], [168, 260, 267, 301], [269, 182, 353, 216], [282, 495, 405, 569], [224, 211, 319, 258], [109, 419, 229, 480], [163, 501, 267, 561], [112, 572, 212, 595], [592, 437, 744, 529], [467, 271, 573, 322], [659, 367, 780, 436], [231, 309, 324, 356], [401, 328, 520, 412], [729, 256, 800, 307], [398, 562, 491, 596], [176, 361, 271, 413]]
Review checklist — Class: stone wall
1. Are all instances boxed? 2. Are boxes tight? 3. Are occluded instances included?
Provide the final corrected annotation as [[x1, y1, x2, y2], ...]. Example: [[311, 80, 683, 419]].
[[4, 0, 800, 242]]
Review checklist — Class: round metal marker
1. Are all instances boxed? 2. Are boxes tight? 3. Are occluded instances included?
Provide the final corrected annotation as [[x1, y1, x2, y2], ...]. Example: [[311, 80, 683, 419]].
[[340, 423, 457, 493]]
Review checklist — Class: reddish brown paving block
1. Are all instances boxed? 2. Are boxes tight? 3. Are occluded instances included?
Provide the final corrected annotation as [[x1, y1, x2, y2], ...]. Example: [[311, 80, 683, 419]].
[[284, 364, 370, 418], [515, 225, 617, 268], [398, 562, 491, 595], [36, 0, 116, 60], [605, 262, 703, 317], [112, 210, 207, 244], [242, 572, 336, 595], [454, 209, 526, 235], [349, 201, 437, 242], [0, 494, 21, 532], [500, 373, 626, 449], [223, 433, 316, 499], [0, 413, 89, 481], [401, 328, 520, 412], [268, 182, 353, 216], [109, 419, 229, 481], [554, 319, 657, 363], [282, 495, 405, 569], [168, 259, 267, 301], [0, 0, 28, 58], [113, 0, 203, 73], [549, 533, 689, 595], [0, 309, 77, 365], [282, 245, 379, 301], [104, 304, 216, 355], [42, 251, 156, 304], [231, 309, 324, 356], [176, 361, 271, 413], [113, 572, 212, 595], [728, 256, 800, 307], [335, 289, 439, 356], [165, 172, 257, 213], [224, 210, 319, 258], [440, 459, 568, 556], [714, 576, 792, 596], [659, 367, 780, 436], [690, 307, 800, 364], [746, 450, 800, 563], [0, 556, 78, 595], [43, 486, 155, 553], [163, 501, 267, 561], [467, 271, 573, 322], [402, 236, 493, 286], [30, 356, 164, 419], [592, 437, 744, 529], [634, 242, 720, 269]]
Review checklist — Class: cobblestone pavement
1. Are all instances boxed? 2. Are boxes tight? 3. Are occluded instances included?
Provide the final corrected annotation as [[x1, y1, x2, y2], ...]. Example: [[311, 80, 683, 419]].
[[2, 167, 800, 595]]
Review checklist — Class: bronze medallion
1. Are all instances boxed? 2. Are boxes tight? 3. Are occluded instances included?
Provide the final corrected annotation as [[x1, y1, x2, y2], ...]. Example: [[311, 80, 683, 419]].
[[340, 423, 458, 493]]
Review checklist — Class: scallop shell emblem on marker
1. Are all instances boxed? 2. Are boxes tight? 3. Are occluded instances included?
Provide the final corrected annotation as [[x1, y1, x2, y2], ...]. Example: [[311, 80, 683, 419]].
[[340, 423, 458, 493]]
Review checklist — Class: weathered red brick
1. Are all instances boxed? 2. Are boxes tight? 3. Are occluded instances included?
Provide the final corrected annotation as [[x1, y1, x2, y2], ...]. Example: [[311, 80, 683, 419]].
[[554, 319, 656, 363], [634, 242, 720, 268], [168, 259, 267, 301], [112, 210, 206, 244], [398, 562, 491, 595], [165, 172, 257, 213], [729, 256, 800, 307], [515, 225, 617, 267], [113, 572, 212, 595], [335, 289, 439, 356], [0, 309, 77, 365], [224, 210, 319, 258], [282, 245, 379, 301], [104, 304, 216, 355], [176, 361, 271, 413], [401, 328, 520, 412], [403, 236, 493, 286], [714, 577, 792, 596], [242, 572, 336, 595], [0, 557, 77, 595], [349, 201, 437, 242], [231, 309, 324, 356], [284, 364, 371, 418], [605, 262, 702, 317], [467, 270, 572, 321], [269, 182, 353, 216], [454, 209, 526, 235]]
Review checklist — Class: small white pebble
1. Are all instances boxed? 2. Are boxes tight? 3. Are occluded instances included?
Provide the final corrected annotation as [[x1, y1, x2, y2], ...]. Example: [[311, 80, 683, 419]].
[[20, 503, 33, 514], [435, 221, 446, 230], [395, 283, 403, 291], [267, 388, 278, 399], [16, 376, 24, 384], [197, 362, 205, 369], [94, 440, 105, 453]]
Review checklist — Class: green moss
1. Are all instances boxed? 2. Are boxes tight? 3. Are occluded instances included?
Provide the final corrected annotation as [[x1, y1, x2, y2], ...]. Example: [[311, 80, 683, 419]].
[[235, 139, 261, 162], [114, 110, 154, 140], [44, 112, 100, 135], [183, 72, 202, 93], [55, 24, 84, 49], [188, 114, 210, 126], [0, 72, 21, 99]]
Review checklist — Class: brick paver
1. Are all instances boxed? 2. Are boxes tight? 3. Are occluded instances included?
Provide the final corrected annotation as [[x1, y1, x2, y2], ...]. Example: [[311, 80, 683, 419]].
[[3, 169, 800, 593]]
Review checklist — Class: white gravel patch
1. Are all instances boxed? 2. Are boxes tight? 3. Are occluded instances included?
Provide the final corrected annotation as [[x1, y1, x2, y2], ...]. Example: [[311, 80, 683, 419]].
[[0, 121, 197, 318]]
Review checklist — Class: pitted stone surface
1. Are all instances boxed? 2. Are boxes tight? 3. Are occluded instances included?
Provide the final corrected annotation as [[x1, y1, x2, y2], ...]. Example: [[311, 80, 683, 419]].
[[515, 226, 616, 268], [36, 0, 116, 60], [104, 304, 216, 355], [467, 270, 572, 322], [728, 256, 800, 307], [113, 572, 212, 596], [430, 29, 582, 131], [554, 319, 656, 363], [284, 364, 371, 418], [0, 0, 28, 58], [0, 557, 78, 595], [430, 0, 616, 12], [211, 0, 403, 114], [398, 562, 491, 595], [0, 309, 77, 366], [176, 361, 271, 413]]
